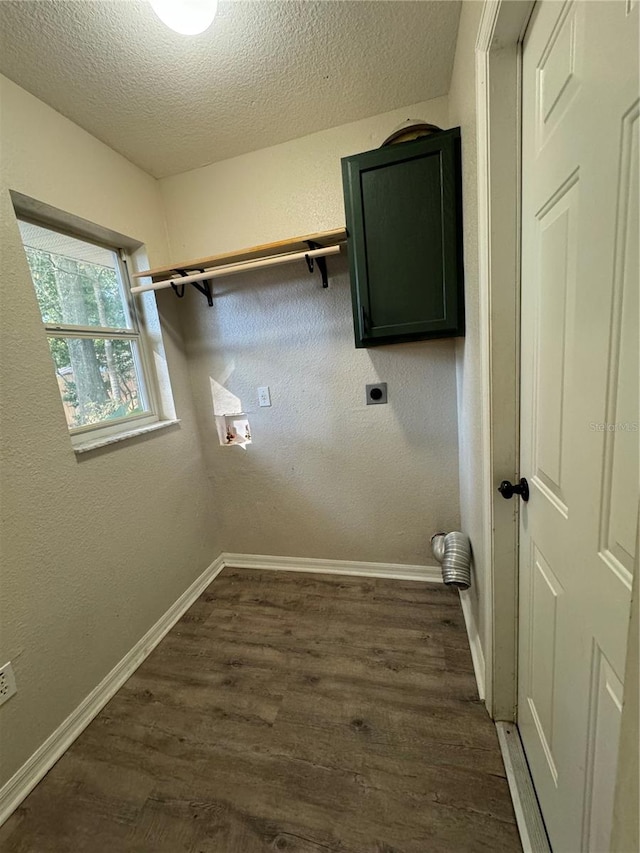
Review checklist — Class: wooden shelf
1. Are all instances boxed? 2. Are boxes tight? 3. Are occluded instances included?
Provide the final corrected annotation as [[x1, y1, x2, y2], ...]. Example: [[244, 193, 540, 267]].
[[133, 228, 347, 279]]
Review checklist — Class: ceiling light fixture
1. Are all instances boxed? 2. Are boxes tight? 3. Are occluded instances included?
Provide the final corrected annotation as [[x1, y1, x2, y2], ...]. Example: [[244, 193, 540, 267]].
[[149, 0, 218, 35]]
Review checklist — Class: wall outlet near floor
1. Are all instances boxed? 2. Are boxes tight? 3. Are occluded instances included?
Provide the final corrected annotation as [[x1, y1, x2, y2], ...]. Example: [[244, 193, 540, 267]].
[[257, 386, 272, 407], [0, 661, 17, 706]]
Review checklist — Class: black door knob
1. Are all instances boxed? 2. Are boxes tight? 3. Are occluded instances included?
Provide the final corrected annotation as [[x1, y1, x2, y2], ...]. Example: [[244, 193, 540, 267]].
[[498, 477, 530, 502]]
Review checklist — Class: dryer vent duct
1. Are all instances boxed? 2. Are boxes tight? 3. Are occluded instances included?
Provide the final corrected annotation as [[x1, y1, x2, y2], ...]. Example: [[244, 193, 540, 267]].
[[431, 531, 471, 590]]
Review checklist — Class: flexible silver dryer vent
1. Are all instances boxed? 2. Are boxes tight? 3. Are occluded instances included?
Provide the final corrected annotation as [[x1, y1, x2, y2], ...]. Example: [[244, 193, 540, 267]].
[[431, 531, 471, 590]]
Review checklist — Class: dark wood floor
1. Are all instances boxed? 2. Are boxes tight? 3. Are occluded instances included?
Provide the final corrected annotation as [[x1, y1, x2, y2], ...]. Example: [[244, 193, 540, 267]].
[[1, 568, 521, 852]]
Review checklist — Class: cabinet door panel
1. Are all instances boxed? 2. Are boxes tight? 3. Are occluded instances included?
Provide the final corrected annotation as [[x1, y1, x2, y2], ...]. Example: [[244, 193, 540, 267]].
[[342, 128, 464, 348], [362, 152, 445, 328]]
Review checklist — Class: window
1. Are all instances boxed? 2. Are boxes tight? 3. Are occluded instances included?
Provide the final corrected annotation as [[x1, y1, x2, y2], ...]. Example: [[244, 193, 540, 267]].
[[17, 219, 160, 446]]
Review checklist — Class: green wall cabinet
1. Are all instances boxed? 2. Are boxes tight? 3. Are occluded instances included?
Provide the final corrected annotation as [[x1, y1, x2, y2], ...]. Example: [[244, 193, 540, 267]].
[[341, 127, 464, 348]]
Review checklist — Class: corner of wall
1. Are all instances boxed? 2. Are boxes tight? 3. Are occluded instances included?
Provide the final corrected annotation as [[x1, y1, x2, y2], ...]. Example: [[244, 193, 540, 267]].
[[447, 0, 487, 702]]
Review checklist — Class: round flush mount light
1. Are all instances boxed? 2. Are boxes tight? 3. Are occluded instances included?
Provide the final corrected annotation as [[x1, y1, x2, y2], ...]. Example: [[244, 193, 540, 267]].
[[149, 0, 218, 35]]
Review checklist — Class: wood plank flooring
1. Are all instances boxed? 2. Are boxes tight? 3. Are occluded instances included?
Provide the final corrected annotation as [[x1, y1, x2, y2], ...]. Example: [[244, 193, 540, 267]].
[[0, 568, 521, 852]]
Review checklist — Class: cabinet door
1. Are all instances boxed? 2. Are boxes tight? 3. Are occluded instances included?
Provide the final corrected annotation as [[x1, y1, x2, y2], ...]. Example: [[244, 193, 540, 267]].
[[342, 128, 464, 347]]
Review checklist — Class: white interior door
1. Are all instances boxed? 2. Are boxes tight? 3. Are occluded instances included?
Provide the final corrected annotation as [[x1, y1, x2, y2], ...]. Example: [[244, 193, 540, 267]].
[[518, 1, 639, 850]]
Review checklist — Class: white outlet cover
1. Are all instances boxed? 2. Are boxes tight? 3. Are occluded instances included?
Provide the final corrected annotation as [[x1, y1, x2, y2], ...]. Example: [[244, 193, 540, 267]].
[[0, 661, 17, 706], [257, 386, 271, 407]]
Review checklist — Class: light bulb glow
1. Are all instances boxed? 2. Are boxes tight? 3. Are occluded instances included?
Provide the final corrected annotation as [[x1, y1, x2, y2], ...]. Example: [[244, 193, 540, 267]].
[[149, 0, 218, 35]]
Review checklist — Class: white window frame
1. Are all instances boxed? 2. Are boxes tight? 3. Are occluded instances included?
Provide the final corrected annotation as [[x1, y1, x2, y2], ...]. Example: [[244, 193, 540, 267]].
[[17, 215, 163, 449]]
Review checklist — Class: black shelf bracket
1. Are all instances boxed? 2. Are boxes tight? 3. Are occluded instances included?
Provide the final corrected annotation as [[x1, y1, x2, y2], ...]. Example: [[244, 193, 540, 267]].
[[305, 241, 329, 288], [170, 269, 213, 307]]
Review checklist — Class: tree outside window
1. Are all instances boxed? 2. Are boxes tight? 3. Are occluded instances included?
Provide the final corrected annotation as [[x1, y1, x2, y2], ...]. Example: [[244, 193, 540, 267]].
[[18, 220, 152, 432]]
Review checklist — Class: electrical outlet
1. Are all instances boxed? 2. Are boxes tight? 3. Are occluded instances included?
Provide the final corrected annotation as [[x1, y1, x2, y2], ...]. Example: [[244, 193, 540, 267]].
[[366, 383, 388, 405], [0, 662, 17, 706], [257, 386, 271, 407]]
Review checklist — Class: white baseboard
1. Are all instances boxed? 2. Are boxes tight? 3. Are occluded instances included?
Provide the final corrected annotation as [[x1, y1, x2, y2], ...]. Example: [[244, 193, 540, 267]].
[[0, 554, 225, 827], [459, 588, 486, 700], [0, 551, 442, 827], [222, 552, 443, 583]]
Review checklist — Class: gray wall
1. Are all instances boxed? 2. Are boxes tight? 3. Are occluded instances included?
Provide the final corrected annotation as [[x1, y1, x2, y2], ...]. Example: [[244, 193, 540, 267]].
[[160, 99, 461, 565], [0, 75, 220, 787], [448, 0, 486, 680]]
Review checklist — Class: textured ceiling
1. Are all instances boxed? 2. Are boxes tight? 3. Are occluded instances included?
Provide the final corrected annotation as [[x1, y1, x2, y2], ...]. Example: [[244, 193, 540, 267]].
[[0, 1, 461, 179]]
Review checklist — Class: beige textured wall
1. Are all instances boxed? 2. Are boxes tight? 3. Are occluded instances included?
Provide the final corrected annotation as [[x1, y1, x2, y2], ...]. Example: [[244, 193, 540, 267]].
[[448, 1, 486, 673], [0, 75, 220, 787], [160, 99, 462, 564], [162, 98, 448, 257]]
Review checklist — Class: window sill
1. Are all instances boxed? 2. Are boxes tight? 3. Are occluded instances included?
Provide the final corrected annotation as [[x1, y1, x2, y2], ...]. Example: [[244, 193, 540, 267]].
[[73, 419, 181, 454]]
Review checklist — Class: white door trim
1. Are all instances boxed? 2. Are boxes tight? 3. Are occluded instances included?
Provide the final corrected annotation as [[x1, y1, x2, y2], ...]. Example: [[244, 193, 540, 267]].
[[475, 0, 535, 720]]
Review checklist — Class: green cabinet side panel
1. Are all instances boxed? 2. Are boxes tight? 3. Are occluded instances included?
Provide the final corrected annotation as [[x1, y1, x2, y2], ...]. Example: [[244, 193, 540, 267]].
[[341, 128, 464, 348]]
